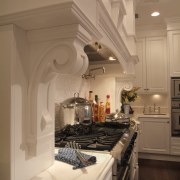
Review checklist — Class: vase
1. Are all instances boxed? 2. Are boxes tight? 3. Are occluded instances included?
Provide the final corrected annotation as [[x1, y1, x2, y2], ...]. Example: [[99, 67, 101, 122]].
[[124, 104, 130, 115]]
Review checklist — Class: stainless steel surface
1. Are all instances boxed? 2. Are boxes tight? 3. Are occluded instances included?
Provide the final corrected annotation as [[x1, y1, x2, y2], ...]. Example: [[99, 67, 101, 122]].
[[89, 67, 105, 74], [65, 141, 90, 166], [61, 93, 93, 126], [105, 112, 130, 124], [171, 78, 180, 136], [172, 109, 180, 131], [84, 42, 118, 65], [171, 77, 180, 98], [82, 66, 105, 79], [171, 99, 180, 136]]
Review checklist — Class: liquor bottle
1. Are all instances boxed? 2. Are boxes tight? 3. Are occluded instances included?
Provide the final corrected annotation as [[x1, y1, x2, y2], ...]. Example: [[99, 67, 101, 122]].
[[93, 95, 99, 122], [105, 95, 110, 114], [88, 91, 93, 104], [99, 102, 105, 122]]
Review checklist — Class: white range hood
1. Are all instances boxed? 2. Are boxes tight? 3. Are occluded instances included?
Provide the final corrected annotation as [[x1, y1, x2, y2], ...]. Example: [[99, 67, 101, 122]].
[[0, 1, 137, 180]]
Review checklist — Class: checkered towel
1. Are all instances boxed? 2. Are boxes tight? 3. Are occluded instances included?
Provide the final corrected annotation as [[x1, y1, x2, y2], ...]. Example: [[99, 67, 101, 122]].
[[55, 148, 96, 169]]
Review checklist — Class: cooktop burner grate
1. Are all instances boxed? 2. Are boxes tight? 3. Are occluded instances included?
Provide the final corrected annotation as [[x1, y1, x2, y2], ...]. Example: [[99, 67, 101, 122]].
[[55, 123, 127, 151]]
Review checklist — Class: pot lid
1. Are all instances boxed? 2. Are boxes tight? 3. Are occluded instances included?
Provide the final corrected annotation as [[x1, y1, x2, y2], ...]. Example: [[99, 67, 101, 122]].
[[61, 93, 91, 108], [106, 112, 129, 121], [62, 97, 90, 105]]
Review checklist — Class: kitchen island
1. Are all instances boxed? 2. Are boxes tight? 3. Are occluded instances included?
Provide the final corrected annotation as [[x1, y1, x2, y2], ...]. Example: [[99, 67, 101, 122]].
[[32, 149, 114, 180]]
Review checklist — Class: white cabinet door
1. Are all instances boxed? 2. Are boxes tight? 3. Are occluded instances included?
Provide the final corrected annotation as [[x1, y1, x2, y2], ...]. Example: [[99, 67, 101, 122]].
[[134, 38, 146, 92], [146, 37, 168, 92], [168, 30, 180, 77], [138, 117, 170, 154], [135, 37, 168, 93]]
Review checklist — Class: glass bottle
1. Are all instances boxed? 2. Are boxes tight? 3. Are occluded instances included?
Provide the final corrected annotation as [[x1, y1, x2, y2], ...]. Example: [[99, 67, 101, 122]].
[[93, 95, 99, 122], [105, 95, 110, 114], [88, 91, 93, 104], [99, 102, 105, 122]]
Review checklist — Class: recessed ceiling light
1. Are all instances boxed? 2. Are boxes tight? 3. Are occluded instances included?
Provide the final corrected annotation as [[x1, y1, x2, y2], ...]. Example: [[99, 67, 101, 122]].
[[108, 56, 116, 61], [151, 11, 160, 17]]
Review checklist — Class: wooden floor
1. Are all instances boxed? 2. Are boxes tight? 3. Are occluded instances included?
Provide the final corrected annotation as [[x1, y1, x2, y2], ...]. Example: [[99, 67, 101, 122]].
[[139, 159, 180, 180]]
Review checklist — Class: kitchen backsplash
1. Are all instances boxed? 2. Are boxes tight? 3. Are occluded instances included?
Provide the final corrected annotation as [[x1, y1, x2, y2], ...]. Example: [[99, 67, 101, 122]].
[[55, 74, 90, 103], [131, 94, 169, 114]]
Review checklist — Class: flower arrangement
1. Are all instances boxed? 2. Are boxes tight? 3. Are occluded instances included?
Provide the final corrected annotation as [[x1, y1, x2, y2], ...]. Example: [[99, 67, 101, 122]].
[[121, 87, 140, 104]]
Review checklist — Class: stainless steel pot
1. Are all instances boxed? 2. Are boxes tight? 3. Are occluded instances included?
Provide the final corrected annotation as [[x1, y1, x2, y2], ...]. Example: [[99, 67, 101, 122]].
[[61, 93, 93, 126]]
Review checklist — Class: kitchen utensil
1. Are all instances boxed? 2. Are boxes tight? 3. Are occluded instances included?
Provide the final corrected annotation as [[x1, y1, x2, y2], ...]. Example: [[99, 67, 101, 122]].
[[61, 93, 93, 126], [105, 111, 130, 124]]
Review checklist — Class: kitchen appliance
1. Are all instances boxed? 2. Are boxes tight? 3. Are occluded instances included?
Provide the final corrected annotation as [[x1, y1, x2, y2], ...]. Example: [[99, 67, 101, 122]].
[[60, 93, 93, 126], [171, 77, 180, 136], [172, 100, 180, 136], [171, 77, 180, 98], [55, 122, 137, 180]]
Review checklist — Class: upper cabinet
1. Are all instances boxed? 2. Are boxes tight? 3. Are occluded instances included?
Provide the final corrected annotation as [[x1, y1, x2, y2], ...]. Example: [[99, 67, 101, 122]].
[[168, 30, 180, 77], [134, 36, 168, 93]]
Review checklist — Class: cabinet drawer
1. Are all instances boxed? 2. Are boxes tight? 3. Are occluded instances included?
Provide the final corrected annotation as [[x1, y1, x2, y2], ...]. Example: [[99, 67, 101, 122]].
[[171, 146, 180, 155], [171, 137, 180, 155], [171, 137, 180, 145]]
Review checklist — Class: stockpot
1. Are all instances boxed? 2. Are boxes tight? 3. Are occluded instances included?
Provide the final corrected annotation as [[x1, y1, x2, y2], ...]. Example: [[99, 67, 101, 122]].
[[61, 93, 93, 126]]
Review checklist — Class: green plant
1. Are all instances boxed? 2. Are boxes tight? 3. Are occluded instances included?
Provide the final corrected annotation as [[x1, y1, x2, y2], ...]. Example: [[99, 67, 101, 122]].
[[121, 87, 140, 104]]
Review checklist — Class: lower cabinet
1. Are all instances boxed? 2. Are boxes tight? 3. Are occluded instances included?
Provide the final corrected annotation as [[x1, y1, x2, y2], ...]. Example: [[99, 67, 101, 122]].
[[138, 117, 170, 154], [130, 137, 139, 180]]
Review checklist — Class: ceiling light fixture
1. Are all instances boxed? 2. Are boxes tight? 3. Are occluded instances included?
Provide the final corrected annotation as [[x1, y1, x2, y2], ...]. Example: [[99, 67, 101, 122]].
[[151, 11, 160, 17], [108, 56, 116, 61]]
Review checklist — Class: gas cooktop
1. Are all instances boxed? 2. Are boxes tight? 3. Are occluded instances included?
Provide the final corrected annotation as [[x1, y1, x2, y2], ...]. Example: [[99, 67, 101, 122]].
[[55, 123, 130, 151]]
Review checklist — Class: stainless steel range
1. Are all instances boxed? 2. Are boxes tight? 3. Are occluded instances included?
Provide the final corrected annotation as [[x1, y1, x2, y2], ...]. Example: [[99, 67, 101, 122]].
[[55, 122, 138, 180]]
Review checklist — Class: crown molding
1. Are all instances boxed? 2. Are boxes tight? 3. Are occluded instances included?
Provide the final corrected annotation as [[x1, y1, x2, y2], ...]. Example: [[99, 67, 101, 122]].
[[0, 1, 102, 41]]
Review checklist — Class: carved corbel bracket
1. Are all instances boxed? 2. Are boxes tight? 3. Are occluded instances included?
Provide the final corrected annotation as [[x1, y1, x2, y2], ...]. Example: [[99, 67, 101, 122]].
[[25, 30, 90, 157]]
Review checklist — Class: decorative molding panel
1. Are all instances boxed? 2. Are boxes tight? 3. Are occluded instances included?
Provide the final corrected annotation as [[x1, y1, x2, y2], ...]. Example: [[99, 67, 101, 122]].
[[98, 0, 131, 70], [115, 76, 134, 110]]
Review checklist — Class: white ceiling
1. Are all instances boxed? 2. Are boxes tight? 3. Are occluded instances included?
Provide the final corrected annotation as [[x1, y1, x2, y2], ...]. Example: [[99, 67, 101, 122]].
[[135, 0, 180, 28]]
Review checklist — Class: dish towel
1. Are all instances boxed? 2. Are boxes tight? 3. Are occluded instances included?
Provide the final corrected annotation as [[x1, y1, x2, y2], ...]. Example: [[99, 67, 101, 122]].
[[55, 148, 96, 169]]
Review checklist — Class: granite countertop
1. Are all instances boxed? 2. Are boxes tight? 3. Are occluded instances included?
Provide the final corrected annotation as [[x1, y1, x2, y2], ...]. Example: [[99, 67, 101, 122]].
[[32, 149, 114, 180]]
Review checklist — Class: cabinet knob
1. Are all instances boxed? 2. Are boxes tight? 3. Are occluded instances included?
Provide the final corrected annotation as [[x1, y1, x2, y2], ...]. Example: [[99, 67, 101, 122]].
[[167, 121, 170, 123]]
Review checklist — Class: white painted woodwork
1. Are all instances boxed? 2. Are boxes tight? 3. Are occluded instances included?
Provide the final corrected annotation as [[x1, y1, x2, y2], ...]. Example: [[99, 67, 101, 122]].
[[135, 36, 168, 93], [0, 25, 12, 180], [0, 0, 137, 73], [168, 30, 180, 77], [0, 1, 137, 180], [134, 38, 145, 91], [138, 117, 170, 154]]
